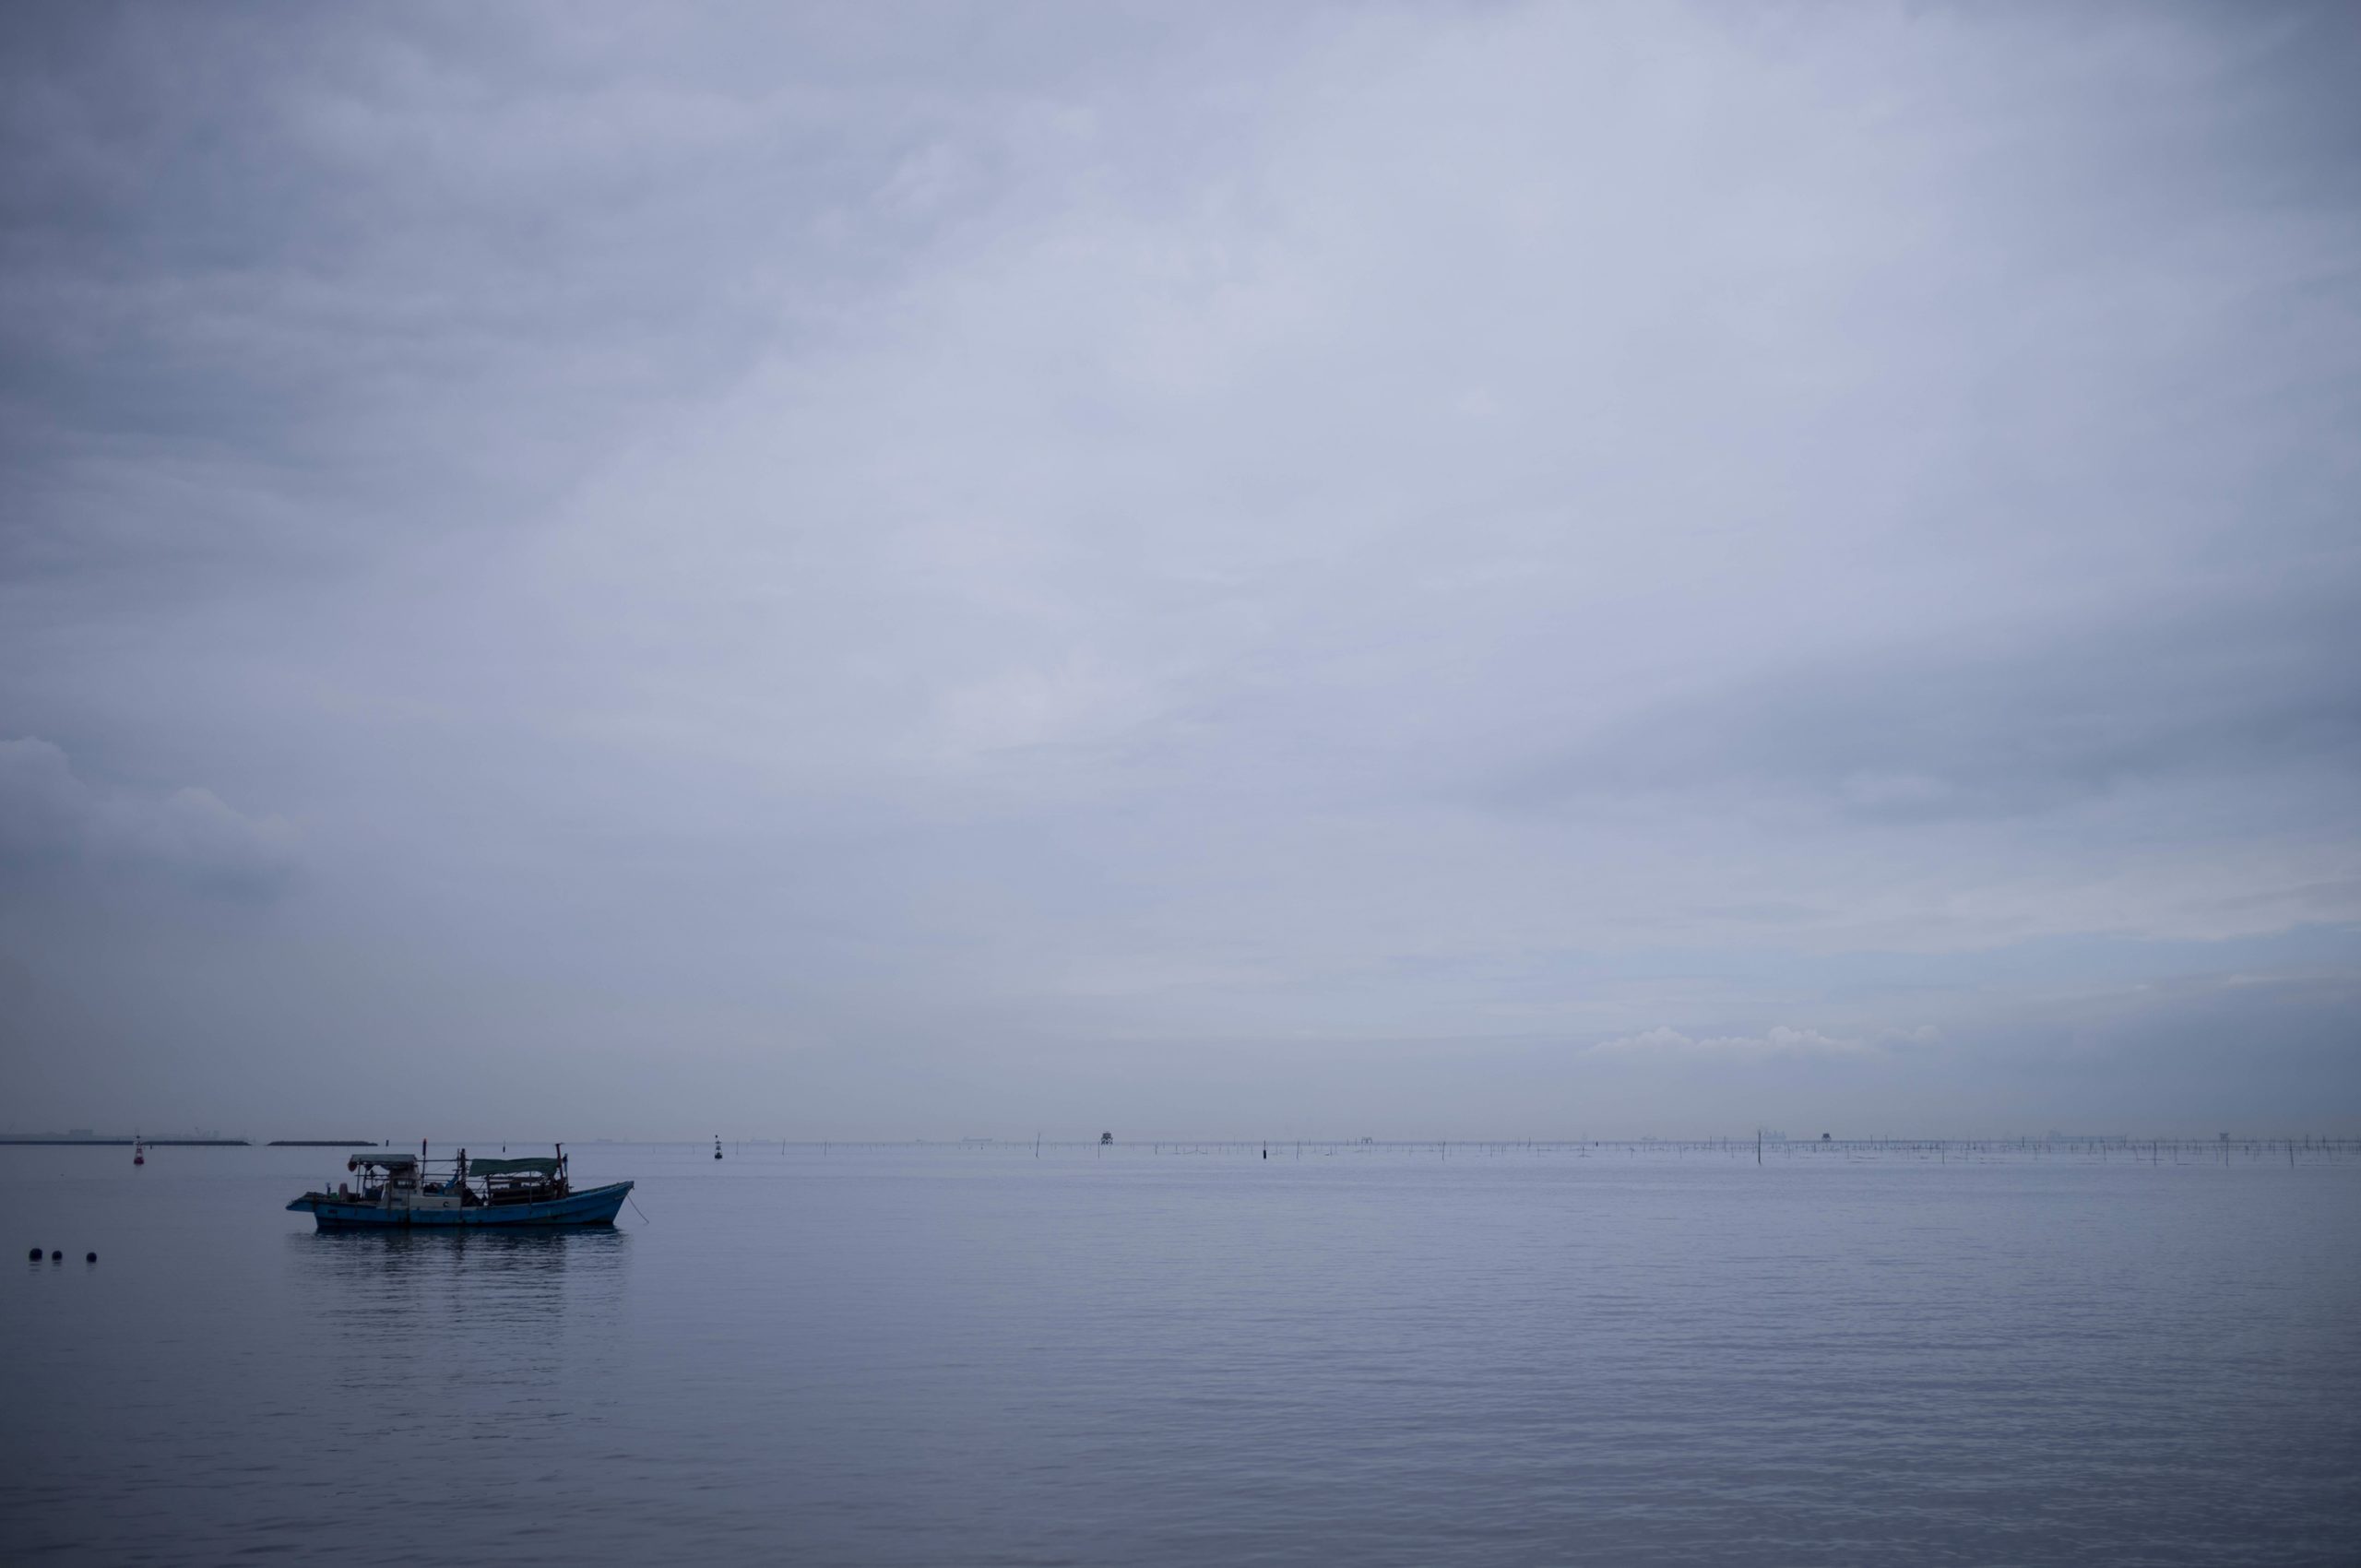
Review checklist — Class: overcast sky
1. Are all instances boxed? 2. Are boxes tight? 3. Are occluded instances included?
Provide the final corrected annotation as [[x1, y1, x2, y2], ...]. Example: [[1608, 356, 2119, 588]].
[[2, 2, 2356, 1140]]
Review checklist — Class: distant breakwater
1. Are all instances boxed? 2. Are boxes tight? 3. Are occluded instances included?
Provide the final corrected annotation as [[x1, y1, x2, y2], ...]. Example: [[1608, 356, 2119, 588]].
[[0, 1137, 250, 1146]]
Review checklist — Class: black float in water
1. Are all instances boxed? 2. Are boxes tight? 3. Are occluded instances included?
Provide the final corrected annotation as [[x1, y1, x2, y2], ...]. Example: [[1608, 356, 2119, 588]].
[[85, 1253, 96, 1263], [25, 1247, 38, 1262], [50, 1250, 62, 1261]]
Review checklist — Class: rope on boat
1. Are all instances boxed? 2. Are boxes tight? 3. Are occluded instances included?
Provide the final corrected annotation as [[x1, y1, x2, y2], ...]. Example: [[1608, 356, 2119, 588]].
[[628, 1194, 652, 1225]]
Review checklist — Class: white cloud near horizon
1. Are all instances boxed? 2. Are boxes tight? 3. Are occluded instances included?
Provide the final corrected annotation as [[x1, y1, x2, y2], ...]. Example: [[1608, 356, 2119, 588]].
[[1588, 1026, 1879, 1062]]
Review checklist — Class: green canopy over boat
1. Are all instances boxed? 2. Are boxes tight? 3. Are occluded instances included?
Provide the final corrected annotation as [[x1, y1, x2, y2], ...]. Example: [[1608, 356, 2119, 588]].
[[469, 1157, 561, 1176]]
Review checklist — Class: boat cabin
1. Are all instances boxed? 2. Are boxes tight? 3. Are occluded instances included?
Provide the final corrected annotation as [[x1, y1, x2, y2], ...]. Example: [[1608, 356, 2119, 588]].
[[326, 1146, 574, 1212]]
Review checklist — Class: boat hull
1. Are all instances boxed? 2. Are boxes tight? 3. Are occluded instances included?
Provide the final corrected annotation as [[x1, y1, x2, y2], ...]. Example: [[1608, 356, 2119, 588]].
[[288, 1181, 632, 1229]]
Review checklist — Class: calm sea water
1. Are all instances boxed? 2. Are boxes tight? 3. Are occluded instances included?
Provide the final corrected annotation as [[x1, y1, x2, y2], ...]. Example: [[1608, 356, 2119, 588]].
[[4, 1140, 2357, 1565]]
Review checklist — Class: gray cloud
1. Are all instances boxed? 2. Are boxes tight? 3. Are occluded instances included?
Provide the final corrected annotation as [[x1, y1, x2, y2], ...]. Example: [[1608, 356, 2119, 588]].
[[1489, 574, 2361, 825], [0, 2, 2355, 1135], [0, 736, 297, 895]]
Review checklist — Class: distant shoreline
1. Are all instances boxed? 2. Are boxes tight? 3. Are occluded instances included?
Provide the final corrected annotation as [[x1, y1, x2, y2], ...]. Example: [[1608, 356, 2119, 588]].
[[0, 1136, 251, 1146]]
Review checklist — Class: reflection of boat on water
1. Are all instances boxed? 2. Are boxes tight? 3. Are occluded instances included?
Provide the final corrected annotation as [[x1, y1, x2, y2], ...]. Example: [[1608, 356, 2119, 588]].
[[286, 1145, 631, 1229]]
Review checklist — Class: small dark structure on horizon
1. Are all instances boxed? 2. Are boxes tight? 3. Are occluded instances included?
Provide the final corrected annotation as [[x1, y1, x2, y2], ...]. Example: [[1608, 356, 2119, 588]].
[[1821, 1133, 1832, 1141], [1100, 1132, 1113, 1145]]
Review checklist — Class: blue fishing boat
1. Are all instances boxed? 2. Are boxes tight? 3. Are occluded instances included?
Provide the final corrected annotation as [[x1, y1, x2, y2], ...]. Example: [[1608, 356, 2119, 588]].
[[286, 1145, 630, 1229]]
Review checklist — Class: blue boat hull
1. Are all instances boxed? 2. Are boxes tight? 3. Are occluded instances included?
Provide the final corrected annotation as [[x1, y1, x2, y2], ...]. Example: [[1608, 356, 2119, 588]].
[[288, 1181, 633, 1229]]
